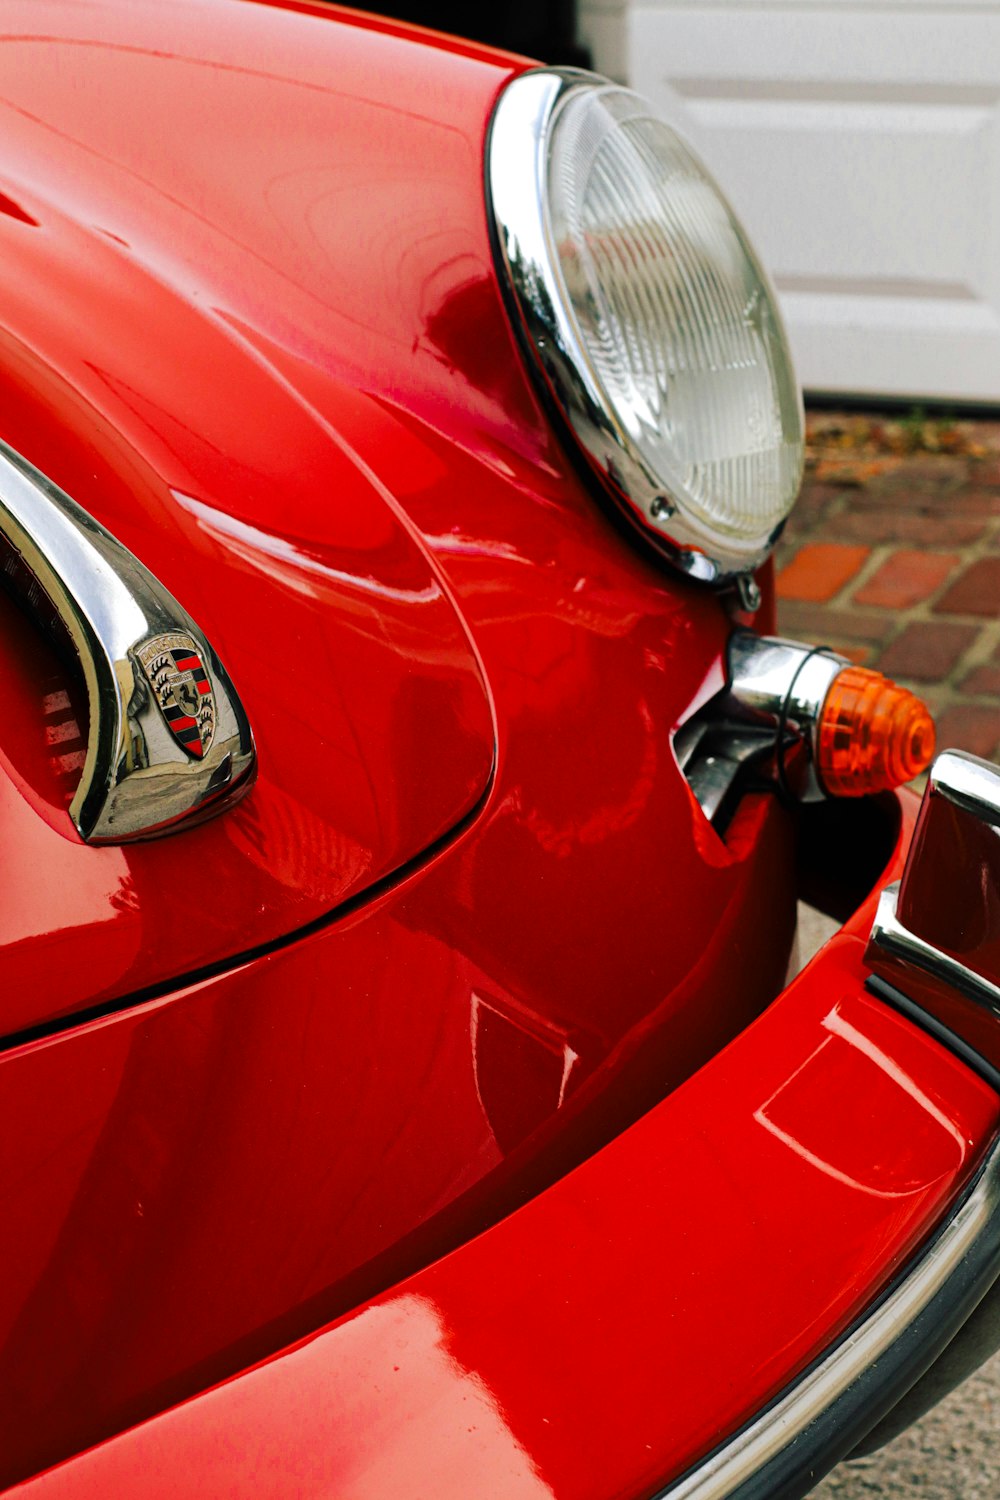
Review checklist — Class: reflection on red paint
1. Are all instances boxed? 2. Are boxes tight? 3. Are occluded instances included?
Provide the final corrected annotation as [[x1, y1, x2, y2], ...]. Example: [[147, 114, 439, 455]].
[[0, 190, 38, 227], [756, 1005, 969, 1198], [19, 1295, 556, 1500], [472, 990, 582, 1152]]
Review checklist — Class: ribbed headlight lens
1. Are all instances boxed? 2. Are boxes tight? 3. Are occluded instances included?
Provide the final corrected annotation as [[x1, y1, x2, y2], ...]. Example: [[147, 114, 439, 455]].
[[488, 70, 804, 583]]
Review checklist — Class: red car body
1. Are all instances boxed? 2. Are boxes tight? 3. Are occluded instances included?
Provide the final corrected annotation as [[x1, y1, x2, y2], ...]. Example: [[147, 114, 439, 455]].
[[0, 2, 997, 1495]]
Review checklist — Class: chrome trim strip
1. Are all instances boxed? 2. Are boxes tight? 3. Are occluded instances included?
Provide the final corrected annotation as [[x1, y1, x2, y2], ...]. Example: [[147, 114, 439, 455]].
[[0, 440, 255, 842], [661, 1129, 1000, 1498], [870, 884, 1000, 1018]]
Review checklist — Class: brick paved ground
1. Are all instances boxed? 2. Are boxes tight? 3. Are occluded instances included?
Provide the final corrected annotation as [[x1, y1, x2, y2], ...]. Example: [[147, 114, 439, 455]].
[[776, 410, 1000, 765]]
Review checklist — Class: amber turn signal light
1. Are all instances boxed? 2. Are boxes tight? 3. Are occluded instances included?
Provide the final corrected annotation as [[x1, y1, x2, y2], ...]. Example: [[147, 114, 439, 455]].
[[816, 665, 936, 797]]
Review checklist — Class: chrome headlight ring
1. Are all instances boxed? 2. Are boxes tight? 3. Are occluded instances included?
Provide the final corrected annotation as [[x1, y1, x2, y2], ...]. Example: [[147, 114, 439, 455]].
[[487, 68, 805, 585]]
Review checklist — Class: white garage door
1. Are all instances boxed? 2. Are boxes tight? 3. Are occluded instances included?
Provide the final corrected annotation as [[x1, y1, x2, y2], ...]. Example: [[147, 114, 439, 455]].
[[579, 0, 1000, 403]]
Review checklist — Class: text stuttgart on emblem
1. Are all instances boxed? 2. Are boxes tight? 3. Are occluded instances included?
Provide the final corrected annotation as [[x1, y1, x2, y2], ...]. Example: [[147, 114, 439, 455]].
[[136, 632, 217, 760]]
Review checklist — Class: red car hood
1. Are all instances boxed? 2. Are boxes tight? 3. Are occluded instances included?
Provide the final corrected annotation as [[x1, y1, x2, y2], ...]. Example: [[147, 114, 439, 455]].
[[0, 0, 510, 1034], [0, 1, 862, 1490]]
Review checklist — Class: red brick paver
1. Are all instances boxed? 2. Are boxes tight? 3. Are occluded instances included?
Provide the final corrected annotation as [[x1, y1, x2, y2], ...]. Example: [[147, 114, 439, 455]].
[[878, 622, 978, 682], [937, 706, 1000, 762], [934, 558, 1000, 618], [776, 411, 1000, 768], [960, 665, 1000, 697], [854, 550, 959, 609], [836, 510, 986, 546], [776, 543, 870, 602]]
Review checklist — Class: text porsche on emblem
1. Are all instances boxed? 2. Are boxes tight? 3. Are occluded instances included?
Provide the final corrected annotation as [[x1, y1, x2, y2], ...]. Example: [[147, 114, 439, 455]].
[[136, 632, 216, 760]]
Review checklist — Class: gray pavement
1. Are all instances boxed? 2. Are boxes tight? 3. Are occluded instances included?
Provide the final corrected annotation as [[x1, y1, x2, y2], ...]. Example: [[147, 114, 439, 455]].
[[813, 1354, 1000, 1497]]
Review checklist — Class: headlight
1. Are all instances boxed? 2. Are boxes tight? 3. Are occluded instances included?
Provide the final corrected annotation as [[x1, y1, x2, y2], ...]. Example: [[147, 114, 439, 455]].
[[487, 69, 804, 584]]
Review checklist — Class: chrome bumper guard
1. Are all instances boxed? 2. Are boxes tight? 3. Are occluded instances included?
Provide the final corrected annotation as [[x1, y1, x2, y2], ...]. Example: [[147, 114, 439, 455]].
[[868, 749, 1000, 1022], [660, 749, 1000, 1499]]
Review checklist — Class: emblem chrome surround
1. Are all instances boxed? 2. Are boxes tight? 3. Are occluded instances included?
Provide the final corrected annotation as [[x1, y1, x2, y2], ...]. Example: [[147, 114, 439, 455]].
[[0, 439, 255, 843]]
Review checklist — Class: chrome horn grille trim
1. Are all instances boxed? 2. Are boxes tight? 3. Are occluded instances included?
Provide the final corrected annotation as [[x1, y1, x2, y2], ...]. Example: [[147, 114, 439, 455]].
[[0, 440, 254, 842]]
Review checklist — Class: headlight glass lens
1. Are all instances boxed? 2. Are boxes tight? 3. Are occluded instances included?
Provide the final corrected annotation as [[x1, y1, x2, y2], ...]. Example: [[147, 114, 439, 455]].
[[489, 73, 805, 580]]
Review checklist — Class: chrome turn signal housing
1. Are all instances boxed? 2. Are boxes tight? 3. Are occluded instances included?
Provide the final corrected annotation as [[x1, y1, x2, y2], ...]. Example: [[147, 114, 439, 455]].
[[677, 632, 935, 825]]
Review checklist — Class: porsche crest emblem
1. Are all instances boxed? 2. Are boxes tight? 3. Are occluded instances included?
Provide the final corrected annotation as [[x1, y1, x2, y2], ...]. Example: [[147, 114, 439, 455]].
[[136, 633, 216, 760]]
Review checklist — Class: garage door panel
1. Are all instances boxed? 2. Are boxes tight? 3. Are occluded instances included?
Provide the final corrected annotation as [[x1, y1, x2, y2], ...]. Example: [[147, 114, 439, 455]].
[[680, 100, 995, 293], [612, 2, 1000, 400]]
